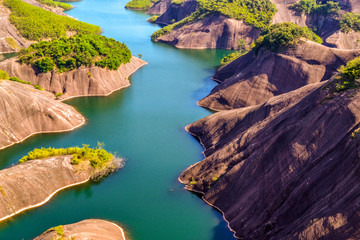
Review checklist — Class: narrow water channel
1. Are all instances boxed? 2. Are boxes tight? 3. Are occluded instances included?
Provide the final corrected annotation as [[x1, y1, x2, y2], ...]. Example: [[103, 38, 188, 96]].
[[0, 0, 236, 239]]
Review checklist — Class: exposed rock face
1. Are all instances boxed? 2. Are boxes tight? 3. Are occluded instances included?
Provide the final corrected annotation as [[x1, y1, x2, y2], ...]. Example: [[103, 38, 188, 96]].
[[0, 156, 90, 222], [156, 13, 260, 49], [325, 30, 360, 49], [34, 219, 126, 240], [154, 0, 198, 25], [0, 56, 147, 100], [0, 81, 84, 150], [271, 0, 307, 26], [180, 81, 360, 239], [0, 4, 30, 54], [201, 41, 360, 110], [146, 0, 172, 15], [0, 155, 122, 222]]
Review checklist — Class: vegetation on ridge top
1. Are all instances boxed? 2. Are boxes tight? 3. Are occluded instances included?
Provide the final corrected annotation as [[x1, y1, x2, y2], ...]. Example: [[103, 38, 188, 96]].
[[151, 0, 276, 40], [125, 0, 159, 10], [334, 56, 360, 92], [0, 69, 44, 90], [19, 143, 114, 170], [290, 0, 340, 16], [3, 0, 101, 41], [36, 0, 73, 10], [18, 34, 132, 73], [340, 12, 360, 33], [254, 22, 322, 52]]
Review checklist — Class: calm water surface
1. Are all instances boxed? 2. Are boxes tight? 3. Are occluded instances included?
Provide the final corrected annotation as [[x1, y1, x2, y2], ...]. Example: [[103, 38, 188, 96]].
[[0, 1, 236, 239]]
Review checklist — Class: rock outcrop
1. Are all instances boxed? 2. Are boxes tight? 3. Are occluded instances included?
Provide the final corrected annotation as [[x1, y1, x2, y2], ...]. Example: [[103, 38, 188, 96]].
[[153, 0, 198, 25], [146, 0, 172, 15], [0, 155, 122, 222], [156, 13, 260, 49], [180, 81, 360, 239], [200, 41, 360, 110], [0, 4, 30, 54], [0, 80, 84, 150], [34, 219, 126, 240], [0, 56, 147, 100]]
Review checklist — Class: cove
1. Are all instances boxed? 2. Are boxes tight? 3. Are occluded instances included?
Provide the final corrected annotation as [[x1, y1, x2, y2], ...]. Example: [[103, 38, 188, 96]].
[[0, 0, 236, 239]]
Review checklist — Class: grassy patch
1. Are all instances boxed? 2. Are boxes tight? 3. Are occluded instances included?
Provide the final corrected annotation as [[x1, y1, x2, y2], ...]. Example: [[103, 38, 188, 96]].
[[254, 22, 322, 52], [147, 15, 158, 23], [171, 0, 184, 5], [18, 34, 132, 73], [36, 0, 73, 10], [0, 69, 44, 89], [5, 37, 20, 50], [125, 0, 159, 10], [19, 143, 114, 170], [3, 0, 101, 41]]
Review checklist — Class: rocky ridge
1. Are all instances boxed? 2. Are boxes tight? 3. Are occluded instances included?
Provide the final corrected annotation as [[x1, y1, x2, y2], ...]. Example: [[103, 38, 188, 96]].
[[181, 80, 360, 239], [200, 40, 360, 110], [0, 80, 85, 150], [0, 56, 147, 100]]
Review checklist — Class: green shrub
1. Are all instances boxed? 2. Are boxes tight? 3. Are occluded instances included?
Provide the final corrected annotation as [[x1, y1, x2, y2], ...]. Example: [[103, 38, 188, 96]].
[[125, 0, 159, 10], [36, 0, 73, 10], [0, 69, 9, 80], [152, 9, 208, 40], [254, 22, 322, 52], [3, 0, 101, 41], [55, 92, 63, 98], [171, 0, 184, 5], [220, 51, 247, 66], [340, 12, 360, 33], [290, 0, 340, 16], [332, 57, 360, 92], [147, 15, 158, 23], [7, 75, 44, 90], [18, 35, 132, 73], [19, 143, 114, 170]]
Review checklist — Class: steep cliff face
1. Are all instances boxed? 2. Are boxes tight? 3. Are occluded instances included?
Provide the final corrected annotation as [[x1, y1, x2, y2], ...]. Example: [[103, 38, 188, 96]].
[[156, 13, 260, 49], [271, 0, 307, 26], [155, 0, 198, 25], [0, 56, 147, 100], [0, 81, 84, 150], [34, 219, 126, 240], [146, 0, 172, 15], [180, 81, 360, 239], [200, 41, 359, 110], [0, 4, 30, 54]]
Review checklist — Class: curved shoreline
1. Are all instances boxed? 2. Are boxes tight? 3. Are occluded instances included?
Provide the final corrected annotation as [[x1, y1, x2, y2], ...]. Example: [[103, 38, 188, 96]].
[[0, 177, 90, 223]]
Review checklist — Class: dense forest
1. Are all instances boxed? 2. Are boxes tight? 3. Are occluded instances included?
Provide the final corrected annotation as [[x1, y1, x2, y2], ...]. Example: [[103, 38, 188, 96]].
[[18, 35, 132, 73]]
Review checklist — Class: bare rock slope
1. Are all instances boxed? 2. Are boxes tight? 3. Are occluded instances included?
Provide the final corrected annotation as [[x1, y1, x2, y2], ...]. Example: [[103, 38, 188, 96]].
[[34, 219, 126, 240], [153, 0, 197, 25], [0, 155, 122, 222], [180, 81, 360, 239], [156, 13, 260, 49], [0, 56, 147, 100], [0, 4, 29, 54], [201, 41, 360, 110], [0, 80, 84, 150]]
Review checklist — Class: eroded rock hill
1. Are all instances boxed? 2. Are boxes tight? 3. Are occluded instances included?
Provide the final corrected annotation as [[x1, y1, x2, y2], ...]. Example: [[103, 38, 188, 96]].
[[34, 219, 126, 240], [0, 56, 147, 100], [156, 13, 260, 49], [0, 80, 84, 150], [153, 0, 198, 25], [180, 81, 360, 239], [200, 41, 360, 110], [146, 0, 172, 15], [0, 155, 122, 222]]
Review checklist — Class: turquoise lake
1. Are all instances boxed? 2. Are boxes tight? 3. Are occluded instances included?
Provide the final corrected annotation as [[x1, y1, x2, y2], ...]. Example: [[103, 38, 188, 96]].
[[0, 0, 236, 239]]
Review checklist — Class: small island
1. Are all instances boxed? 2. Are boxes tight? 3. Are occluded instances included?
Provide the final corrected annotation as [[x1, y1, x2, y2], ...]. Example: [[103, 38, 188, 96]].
[[34, 219, 126, 240], [0, 145, 123, 222]]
